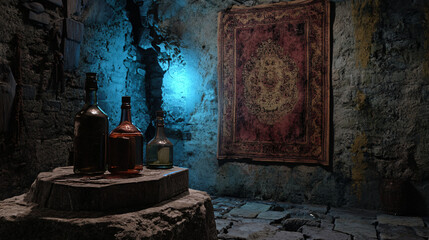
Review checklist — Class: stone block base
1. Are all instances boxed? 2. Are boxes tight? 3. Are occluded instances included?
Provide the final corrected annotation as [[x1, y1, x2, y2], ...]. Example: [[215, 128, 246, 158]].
[[0, 189, 216, 240]]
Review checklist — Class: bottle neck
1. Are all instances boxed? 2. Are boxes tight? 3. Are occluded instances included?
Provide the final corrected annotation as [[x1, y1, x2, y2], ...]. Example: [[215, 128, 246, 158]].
[[120, 107, 132, 123], [85, 90, 97, 105], [155, 119, 166, 138]]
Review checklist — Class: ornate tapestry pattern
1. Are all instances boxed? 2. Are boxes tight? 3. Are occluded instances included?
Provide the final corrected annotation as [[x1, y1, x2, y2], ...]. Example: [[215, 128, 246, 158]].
[[217, 0, 330, 165]]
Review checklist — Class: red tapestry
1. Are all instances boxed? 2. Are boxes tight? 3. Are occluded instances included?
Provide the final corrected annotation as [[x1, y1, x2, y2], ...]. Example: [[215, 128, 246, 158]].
[[217, 0, 330, 165]]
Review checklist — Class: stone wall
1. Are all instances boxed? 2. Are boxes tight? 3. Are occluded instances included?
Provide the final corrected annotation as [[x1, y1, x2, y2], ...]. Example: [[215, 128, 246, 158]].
[[1, 0, 429, 214], [130, 0, 429, 212], [0, 0, 83, 199]]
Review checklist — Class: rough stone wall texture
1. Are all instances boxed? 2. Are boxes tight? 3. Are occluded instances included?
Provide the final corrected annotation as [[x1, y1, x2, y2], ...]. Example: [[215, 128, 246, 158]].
[[78, 0, 150, 133], [1, 0, 429, 214], [0, 0, 79, 199], [144, 0, 429, 212]]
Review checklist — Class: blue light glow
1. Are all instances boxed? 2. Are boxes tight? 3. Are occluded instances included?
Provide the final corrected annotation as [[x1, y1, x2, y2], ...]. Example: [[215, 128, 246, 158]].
[[161, 49, 202, 122], [84, 20, 134, 131]]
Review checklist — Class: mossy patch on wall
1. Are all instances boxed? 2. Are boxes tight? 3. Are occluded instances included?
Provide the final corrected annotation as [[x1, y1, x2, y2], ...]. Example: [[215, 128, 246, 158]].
[[351, 132, 368, 200], [352, 0, 380, 68]]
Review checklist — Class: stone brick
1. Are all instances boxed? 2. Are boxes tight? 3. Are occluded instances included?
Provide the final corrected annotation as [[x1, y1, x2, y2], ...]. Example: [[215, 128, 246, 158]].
[[46, 0, 63, 7], [63, 39, 80, 70], [23, 100, 42, 113], [42, 100, 61, 112], [22, 2, 45, 13], [28, 11, 50, 25], [29, 119, 44, 129], [22, 84, 36, 100], [66, 0, 82, 17], [0, 70, 15, 132], [65, 18, 84, 43]]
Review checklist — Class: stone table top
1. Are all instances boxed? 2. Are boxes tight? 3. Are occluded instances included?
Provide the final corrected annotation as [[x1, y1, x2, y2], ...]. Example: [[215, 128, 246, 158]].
[[25, 166, 189, 211]]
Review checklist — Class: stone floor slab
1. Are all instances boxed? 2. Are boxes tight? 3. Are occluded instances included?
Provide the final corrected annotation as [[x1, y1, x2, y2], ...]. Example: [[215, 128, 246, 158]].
[[334, 217, 377, 240], [212, 197, 429, 240], [282, 218, 320, 231], [300, 226, 352, 240], [264, 230, 304, 240], [298, 203, 329, 214], [329, 207, 377, 220], [320, 219, 335, 230], [288, 208, 326, 220], [229, 202, 271, 218], [215, 219, 233, 234], [257, 210, 289, 220], [218, 222, 277, 239], [214, 210, 223, 219], [412, 226, 429, 238], [377, 214, 425, 227], [377, 223, 425, 240], [212, 197, 245, 209]]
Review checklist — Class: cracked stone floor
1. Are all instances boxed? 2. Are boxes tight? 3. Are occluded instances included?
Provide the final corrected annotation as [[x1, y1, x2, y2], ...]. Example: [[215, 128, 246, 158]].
[[212, 196, 429, 240]]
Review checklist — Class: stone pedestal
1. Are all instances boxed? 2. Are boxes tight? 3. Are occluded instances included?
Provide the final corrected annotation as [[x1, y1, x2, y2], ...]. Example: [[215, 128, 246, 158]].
[[0, 167, 217, 240], [26, 166, 189, 211]]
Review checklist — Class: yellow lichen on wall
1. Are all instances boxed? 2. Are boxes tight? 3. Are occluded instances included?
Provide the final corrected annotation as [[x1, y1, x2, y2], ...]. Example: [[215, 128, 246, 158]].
[[354, 90, 366, 110], [351, 132, 368, 200], [352, 0, 381, 68]]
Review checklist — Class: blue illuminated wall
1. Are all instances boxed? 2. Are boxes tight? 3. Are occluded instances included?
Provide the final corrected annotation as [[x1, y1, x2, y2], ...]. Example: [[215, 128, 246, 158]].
[[77, 0, 429, 212], [79, 0, 149, 133], [80, 0, 220, 192]]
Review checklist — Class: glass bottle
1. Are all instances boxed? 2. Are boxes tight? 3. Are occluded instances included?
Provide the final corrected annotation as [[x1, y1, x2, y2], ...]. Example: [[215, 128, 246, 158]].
[[108, 96, 143, 174], [146, 110, 173, 169], [73, 73, 108, 174]]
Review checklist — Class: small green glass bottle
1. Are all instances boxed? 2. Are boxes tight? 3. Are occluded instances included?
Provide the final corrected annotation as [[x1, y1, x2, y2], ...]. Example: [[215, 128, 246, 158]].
[[146, 110, 173, 169]]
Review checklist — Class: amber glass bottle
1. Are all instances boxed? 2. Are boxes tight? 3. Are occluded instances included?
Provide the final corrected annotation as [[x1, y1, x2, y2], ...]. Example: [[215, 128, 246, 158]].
[[108, 96, 143, 174], [146, 110, 173, 169], [73, 73, 108, 175]]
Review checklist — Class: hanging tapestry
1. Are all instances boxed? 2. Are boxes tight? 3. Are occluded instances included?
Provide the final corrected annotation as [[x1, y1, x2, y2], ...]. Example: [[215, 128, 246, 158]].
[[217, 0, 331, 165]]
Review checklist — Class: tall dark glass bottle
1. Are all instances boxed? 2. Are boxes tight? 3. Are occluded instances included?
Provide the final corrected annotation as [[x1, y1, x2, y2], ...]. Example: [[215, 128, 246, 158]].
[[146, 110, 173, 169], [108, 96, 143, 174], [73, 73, 108, 174]]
